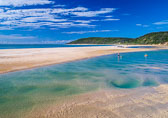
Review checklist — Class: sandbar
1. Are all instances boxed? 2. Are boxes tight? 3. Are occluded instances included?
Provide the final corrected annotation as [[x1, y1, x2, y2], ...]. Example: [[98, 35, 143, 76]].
[[0, 46, 166, 74]]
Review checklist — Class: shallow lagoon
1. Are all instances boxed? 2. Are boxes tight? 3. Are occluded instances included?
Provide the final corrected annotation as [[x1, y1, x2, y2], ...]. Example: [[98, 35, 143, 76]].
[[0, 50, 168, 117]]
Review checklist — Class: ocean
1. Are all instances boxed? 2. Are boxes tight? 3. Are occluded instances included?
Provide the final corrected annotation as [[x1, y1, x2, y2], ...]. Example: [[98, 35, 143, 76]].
[[0, 44, 114, 49]]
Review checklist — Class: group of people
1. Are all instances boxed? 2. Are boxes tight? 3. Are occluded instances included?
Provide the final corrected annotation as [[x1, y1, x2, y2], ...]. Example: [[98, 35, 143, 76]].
[[117, 53, 148, 59]]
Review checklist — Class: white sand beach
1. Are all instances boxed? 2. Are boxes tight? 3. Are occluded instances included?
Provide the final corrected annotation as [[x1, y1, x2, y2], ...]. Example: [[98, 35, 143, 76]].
[[0, 46, 164, 74]]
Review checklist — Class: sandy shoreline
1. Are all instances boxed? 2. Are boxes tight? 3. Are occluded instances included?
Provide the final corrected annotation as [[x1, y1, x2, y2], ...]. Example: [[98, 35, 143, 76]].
[[0, 46, 167, 74], [26, 84, 168, 118]]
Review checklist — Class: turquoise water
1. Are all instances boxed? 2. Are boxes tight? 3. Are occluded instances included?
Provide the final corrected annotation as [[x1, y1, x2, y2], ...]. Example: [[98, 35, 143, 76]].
[[0, 50, 168, 117], [0, 44, 113, 49], [0, 44, 156, 49]]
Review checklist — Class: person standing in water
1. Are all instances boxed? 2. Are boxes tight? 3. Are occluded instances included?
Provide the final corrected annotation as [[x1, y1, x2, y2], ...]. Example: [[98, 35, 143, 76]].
[[118, 53, 120, 57], [117, 53, 122, 62]]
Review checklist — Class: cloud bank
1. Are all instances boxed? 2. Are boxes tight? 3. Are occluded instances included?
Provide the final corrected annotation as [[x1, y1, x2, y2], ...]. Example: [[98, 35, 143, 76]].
[[0, 34, 36, 40], [0, 0, 54, 7], [153, 20, 168, 25], [63, 30, 119, 34], [0, 0, 119, 30]]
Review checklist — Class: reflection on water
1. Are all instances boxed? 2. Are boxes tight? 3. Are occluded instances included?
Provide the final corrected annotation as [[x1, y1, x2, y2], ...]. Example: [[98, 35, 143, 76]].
[[0, 50, 168, 117]]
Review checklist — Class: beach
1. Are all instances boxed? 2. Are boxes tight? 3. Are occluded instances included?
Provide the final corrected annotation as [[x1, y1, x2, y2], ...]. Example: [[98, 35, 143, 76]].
[[0, 0, 168, 117], [0, 46, 164, 74], [1, 46, 168, 118]]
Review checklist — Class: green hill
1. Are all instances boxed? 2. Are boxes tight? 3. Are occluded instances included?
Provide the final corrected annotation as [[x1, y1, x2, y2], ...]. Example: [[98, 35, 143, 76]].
[[68, 31, 168, 45], [133, 31, 168, 44], [68, 37, 133, 44]]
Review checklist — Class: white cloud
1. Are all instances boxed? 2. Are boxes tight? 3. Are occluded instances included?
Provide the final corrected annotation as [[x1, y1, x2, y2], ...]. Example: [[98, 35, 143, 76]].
[[41, 40, 73, 44], [136, 24, 142, 26], [136, 24, 149, 27], [51, 7, 88, 14], [0, 34, 36, 40], [0, 4, 117, 30], [71, 8, 116, 17], [52, 22, 96, 28], [73, 20, 92, 24], [0, 8, 4, 12], [153, 20, 168, 25], [105, 15, 113, 18], [0, 0, 54, 7], [21, 16, 67, 23], [73, 20, 98, 24], [63, 30, 118, 34], [53, 5, 66, 8], [0, 26, 13, 30], [103, 18, 120, 21], [0, 8, 95, 29]]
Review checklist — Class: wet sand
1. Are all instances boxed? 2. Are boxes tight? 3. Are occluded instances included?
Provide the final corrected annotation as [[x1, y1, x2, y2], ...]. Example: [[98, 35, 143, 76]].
[[0, 46, 164, 74], [26, 85, 168, 118]]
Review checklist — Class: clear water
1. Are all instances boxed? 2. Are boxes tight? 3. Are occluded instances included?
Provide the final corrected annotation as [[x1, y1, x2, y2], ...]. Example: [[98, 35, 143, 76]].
[[0, 44, 113, 49], [0, 50, 168, 117]]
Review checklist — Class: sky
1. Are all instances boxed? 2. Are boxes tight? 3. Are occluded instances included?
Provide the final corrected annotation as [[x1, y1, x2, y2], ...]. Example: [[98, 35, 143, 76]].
[[0, 0, 168, 44]]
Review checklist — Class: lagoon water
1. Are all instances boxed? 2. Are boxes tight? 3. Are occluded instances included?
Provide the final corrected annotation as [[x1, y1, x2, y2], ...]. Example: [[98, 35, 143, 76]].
[[0, 50, 168, 117]]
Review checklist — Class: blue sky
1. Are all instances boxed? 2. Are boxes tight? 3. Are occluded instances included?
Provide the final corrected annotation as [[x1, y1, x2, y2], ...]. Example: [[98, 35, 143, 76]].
[[0, 0, 168, 44]]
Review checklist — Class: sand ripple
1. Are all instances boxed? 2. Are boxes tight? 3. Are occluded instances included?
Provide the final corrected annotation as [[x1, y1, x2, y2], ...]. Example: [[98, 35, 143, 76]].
[[26, 85, 168, 118]]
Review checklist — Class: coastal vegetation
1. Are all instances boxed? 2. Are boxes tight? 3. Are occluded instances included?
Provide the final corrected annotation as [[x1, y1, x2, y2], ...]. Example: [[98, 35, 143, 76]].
[[68, 31, 168, 45]]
